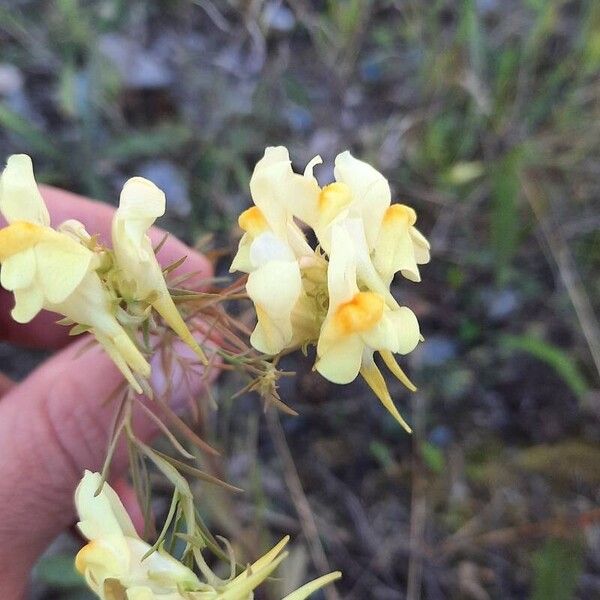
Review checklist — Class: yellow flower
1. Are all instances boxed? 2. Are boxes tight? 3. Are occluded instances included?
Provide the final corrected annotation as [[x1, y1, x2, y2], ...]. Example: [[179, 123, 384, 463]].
[[316, 224, 420, 431], [230, 148, 319, 355], [372, 203, 431, 284], [275, 148, 430, 287], [75, 472, 341, 600], [257, 148, 426, 306], [75, 471, 201, 599], [231, 147, 430, 428], [0, 155, 150, 392], [111, 177, 207, 364], [231, 147, 315, 273], [280, 150, 390, 251]]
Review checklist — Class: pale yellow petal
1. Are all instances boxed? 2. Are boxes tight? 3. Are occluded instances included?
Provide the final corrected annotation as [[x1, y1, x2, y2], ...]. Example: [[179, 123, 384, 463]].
[[58, 219, 93, 242], [411, 226, 431, 264], [75, 471, 138, 541], [316, 182, 353, 232], [126, 538, 201, 589], [341, 217, 399, 308], [0, 154, 50, 226], [126, 587, 154, 600], [115, 178, 166, 264], [333, 151, 390, 248], [118, 177, 166, 221], [11, 286, 43, 323], [285, 218, 315, 258], [246, 261, 301, 354], [238, 205, 269, 237], [282, 571, 342, 600], [287, 171, 321, 229], [250, 147, 292, 237], [75, 539, 124, 578], [363, 307, 420, 355], [249, 231, 296, 267], [385, 307, 421, 355], [35, 238, 93, 303], [0, 221, 48, 261], [0, 248, 36, 290], [303, 155, 322, 178], [254, 145, 291, 170], [372, 210, 418, 284], [325, 223, 359, 309], [315, 327, 364, 384], [112, 220, 165, 298], [229, 232, 253, 273], [52, 274, 151, 383]]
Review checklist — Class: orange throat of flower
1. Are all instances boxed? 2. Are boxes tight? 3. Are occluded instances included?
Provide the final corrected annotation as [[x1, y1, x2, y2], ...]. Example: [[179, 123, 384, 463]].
[[0, 221, 46, 261], [318, 182, 353, 224], [334, 291, 384, 335], [238, 206, 268, 236]]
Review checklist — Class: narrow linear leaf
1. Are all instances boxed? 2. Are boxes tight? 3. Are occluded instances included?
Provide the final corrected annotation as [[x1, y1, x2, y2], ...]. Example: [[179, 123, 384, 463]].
[[531, 538, 583, 600], [500, 334, 589, 399]]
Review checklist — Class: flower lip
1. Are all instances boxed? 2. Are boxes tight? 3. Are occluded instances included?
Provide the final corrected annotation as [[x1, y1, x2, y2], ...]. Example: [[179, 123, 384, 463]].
[[0, 220, 47, 261], [383, 203, 417, 226], [75, 540, 101, 574], [238, 206, 269, 236], [318, 182, 353, 222], [334, 291, 384, 335]]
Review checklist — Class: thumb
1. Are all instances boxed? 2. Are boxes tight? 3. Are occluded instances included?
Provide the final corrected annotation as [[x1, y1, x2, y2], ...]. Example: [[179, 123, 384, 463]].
[[0, 335, 212, 597]]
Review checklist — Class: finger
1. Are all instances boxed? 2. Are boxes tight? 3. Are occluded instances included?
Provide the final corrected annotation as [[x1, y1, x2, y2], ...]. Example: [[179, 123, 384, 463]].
[[0, 185, 213, 348], [0, 372, 14, 396], [0, 334, 216, 598]]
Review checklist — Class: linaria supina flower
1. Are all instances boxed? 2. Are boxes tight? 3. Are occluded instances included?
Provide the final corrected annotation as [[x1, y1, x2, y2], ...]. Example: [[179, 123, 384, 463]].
[[111, 177, 207, 364], [0, 155, 150, 392], [75, 471, 341, 599], [231, 147, 431, 431], [75, 471, 201, 598], [316, 223, 420, 431], [230, 147, 324, 355]]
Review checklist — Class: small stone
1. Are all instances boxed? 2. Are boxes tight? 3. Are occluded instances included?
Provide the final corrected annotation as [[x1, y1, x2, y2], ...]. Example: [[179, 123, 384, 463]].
[[476, 0, 500, 14], [284, 105, 313, 132], [414, 335, 457, 367], [0, 63, 23, 96], [429, 425, 453, 448], [360, 58, 383, 83], [484, 288, 520, 321], [263, 2, 296, 33], [99, 34, 173, 89]]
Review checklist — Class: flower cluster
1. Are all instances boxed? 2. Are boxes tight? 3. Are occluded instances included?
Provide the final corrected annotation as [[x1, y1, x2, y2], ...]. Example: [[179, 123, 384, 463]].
[[0, 155, 205, 394], [231, 147, 430, 431], [0, 155, 340, 600], [75, 471, 341, 600]]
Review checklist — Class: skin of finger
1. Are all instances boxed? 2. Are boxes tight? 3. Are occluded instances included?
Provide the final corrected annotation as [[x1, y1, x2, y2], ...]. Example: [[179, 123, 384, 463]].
[[0, 336, 215, 597], [0, 372, 14, 395], [0, 185, 213, 348]]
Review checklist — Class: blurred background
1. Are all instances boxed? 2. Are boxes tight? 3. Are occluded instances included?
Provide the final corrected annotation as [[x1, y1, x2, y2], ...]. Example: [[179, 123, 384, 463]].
[[1, 1, 600, 598]]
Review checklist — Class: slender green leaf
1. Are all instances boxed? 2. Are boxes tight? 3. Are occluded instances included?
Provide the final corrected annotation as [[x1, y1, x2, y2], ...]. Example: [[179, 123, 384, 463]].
[[531, 538, 583, 600], [500, 334, 589, 399], [490, 150, 522, 280]]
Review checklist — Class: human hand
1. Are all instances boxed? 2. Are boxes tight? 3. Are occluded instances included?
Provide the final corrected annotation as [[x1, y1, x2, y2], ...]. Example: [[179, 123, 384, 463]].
[[0, 186, 213, 598]]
